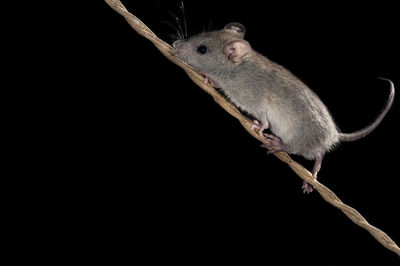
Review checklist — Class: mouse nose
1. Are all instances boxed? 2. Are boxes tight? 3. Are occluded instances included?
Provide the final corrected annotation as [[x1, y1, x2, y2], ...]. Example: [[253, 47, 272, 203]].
[[172, 40, 186, 55], [172, 40, 182, 49], [172, 40, 189, 59]]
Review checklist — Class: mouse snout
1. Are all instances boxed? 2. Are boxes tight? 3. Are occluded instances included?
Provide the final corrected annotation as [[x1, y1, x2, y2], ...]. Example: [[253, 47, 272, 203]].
[[172, 40, 188, 58], [172, 40, 185, 50]]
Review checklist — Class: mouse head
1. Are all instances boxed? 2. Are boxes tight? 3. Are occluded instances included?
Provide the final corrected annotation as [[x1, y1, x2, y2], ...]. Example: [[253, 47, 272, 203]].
[[173, 23, 252, 74]]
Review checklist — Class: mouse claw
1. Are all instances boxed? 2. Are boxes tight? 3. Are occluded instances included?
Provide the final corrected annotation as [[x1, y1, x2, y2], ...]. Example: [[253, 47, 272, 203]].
[[266, 147, 285, 155], [204, 76, 211, 86], [202, 74, 217, 87], [302, 182, 314, 194], [260, 134, 289, 155], [251, 120, 270, 140], [250, 120, 261, 131]]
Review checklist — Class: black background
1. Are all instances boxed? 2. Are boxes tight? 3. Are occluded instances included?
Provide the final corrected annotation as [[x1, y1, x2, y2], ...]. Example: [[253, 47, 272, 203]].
[[32, 0, 399, 264]]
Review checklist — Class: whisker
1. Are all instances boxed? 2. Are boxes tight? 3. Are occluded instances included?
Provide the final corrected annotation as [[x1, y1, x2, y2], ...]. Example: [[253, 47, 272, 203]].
[[179, 0, 188, 39], [158, 1, 185, 40], [160, 20, 183, 40], [207, 19, 213, 32], [153, 0, 189, 41], [173, 16, 185, 40], [167, 33, 181, 43]]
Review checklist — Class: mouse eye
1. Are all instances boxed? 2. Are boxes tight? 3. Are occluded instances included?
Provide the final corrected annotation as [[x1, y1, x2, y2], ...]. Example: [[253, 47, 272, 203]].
[[197, 45, 208, 54]]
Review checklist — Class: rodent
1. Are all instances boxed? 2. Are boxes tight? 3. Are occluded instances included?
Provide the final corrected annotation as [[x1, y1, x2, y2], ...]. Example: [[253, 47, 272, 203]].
[[172, 22, 395, 193]]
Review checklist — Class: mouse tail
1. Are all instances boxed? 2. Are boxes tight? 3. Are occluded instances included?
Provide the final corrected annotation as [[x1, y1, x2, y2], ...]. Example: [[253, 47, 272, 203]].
[[339, 78, 395, 142]]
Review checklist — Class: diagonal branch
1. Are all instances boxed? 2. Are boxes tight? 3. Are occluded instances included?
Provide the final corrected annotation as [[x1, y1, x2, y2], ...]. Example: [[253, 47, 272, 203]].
[[104, 0, 400, 257]]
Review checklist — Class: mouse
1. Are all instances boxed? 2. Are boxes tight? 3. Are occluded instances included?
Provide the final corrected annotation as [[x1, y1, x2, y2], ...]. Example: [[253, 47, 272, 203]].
[[172, 22, 395, 193]]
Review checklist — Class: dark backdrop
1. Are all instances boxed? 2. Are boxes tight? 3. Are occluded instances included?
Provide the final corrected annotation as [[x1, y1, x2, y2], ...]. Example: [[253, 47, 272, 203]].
[[58, 1, 399, 264]]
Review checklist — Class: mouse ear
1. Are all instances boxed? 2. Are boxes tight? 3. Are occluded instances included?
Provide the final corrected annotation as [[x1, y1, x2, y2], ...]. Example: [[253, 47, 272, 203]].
[[224, 23, 246, 38], [223, 40, 251, 64]]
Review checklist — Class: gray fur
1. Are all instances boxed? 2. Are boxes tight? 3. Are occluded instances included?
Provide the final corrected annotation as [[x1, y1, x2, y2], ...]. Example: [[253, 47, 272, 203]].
[[173, 23, 394, 161]]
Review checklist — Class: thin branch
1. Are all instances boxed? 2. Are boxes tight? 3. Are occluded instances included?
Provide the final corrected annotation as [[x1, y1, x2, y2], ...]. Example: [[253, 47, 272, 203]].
[[104, 0, 400, 257]]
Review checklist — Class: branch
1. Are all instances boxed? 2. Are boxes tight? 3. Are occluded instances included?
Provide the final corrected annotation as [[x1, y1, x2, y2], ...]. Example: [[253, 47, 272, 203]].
[[104, 0, 400, 257]]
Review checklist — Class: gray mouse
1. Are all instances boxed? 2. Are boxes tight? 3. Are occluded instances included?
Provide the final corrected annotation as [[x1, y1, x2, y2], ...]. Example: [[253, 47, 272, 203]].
[[173, 23, 395, 193]]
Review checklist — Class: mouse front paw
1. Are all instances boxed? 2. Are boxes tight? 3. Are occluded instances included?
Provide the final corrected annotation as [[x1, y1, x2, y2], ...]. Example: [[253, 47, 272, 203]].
[[201, 74, 219, 88]]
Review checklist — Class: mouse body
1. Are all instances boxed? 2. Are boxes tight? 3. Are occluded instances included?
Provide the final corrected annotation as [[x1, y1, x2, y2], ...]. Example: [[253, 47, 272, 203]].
[[173, 23, 395, 193]]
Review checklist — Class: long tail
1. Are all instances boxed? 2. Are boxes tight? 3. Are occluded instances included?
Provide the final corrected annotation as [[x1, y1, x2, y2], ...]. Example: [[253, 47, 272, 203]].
[[339, 78, 395, 142]]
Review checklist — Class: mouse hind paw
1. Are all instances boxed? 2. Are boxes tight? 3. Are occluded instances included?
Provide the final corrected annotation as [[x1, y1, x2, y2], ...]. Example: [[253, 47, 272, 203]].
[[302, 151, 325, 194], [260, 134, 289, 155], [250, 120, 270, 141], [302, 181, 314, 194]]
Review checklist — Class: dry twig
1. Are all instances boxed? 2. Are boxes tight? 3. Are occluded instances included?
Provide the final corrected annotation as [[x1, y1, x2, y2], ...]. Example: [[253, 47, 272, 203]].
[[104, 0, 400, 257]]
